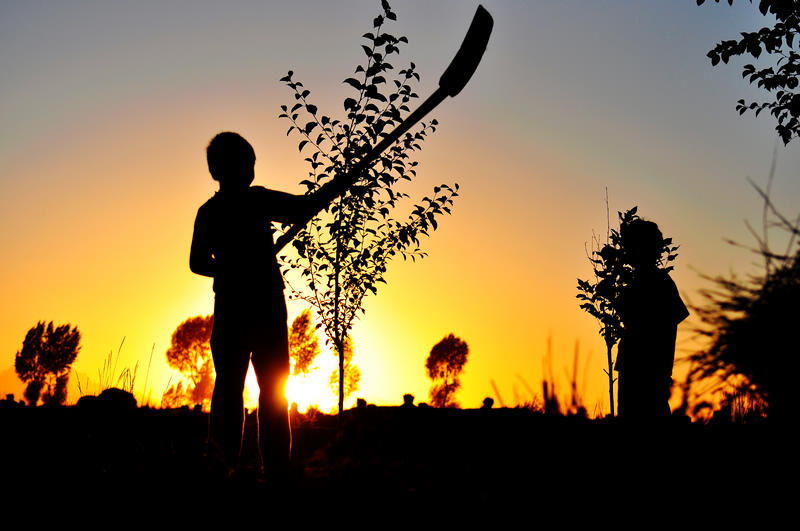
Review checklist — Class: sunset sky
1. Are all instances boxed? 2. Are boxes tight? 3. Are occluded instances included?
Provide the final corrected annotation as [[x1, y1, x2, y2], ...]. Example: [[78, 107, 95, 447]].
[[2, 0, 799, 414]]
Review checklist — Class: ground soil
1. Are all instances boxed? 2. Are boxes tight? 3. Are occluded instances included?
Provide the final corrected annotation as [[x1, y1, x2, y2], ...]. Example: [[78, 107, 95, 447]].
[[0, 399, 788, 513]]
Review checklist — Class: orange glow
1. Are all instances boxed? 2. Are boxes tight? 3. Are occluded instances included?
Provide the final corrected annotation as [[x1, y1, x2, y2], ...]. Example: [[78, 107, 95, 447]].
[[5, 2, 792, 419], [243, 365, 259, 411], [242, 352, 341, 414]]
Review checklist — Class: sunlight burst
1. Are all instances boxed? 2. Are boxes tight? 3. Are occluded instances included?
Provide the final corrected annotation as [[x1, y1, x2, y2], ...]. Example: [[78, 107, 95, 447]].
[[242, 354, 340, 414]]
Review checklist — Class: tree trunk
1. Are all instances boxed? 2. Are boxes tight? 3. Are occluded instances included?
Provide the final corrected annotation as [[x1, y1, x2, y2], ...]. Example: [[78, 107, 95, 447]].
[[338, 337, 344, 426], [334, 216, 344, 427], [606, 341, 615, 417]]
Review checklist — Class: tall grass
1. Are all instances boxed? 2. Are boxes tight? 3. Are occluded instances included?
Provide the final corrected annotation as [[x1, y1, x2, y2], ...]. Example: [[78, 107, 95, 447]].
[[492, 337, 594, 417], [139, 344, 155, 408], [73, 337, 157, 407]]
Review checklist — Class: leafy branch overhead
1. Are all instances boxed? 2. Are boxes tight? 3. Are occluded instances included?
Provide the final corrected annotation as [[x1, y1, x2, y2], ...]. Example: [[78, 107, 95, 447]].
[[699, 0, 800, 144]]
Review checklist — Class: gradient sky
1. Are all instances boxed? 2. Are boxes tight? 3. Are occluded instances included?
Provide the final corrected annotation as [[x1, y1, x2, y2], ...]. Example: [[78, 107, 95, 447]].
[[2, 0, 799, 413]]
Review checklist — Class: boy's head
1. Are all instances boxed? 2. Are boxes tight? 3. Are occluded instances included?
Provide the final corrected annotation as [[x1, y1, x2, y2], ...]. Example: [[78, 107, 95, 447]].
[[206, 132, 256, 188], [621, 218, 664, 268]]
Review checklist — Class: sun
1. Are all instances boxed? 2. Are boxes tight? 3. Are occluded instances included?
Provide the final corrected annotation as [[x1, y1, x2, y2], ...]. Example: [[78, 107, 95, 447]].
[[242, 357, 339, 414]]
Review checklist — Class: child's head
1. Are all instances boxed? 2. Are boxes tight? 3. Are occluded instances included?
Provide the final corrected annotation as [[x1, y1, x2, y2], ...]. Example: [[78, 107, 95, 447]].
[[206, 132, 256, 188], [621, 218, 664, 269]]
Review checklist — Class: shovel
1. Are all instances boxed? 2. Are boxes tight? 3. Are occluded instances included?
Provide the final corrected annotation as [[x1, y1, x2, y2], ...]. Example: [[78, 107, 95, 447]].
[[274, 4, 494, 254]]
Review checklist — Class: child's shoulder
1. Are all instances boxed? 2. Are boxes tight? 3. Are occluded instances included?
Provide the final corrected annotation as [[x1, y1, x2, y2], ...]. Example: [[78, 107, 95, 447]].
[[647, 269, 678, 293], [644, 267, 673, 282], [634, 268, 677, 297], [248, 185, 278, 197], [659, 269, 678, 288], [198, 186, 265, 207], [247, 185, 287, 202], [198, 194, 218, 212]]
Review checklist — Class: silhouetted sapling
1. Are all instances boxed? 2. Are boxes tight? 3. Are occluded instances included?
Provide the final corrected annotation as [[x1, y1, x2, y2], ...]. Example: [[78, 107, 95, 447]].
[[277, 0, 458, 419], [577, 207, 679, 416]]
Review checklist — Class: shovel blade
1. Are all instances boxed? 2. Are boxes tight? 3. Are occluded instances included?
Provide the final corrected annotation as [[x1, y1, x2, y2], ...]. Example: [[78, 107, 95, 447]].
[[438, 5, 494, 98]]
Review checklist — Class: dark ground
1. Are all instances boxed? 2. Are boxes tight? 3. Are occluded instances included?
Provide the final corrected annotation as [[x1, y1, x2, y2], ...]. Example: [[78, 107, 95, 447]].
[[0, 397, 790, 514]]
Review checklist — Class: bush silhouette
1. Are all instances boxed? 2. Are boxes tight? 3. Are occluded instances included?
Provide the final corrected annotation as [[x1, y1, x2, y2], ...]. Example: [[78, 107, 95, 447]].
[[289, 309, 321, 376], [691, 248, 799, 421], [162, 315, 214, 410], [426, 334, 469, 408], [15, 321, 81, 406], [689, 177, 799, 421]]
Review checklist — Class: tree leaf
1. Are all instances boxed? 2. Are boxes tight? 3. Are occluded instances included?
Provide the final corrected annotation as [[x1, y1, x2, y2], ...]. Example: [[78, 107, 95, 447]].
[[344, 78, 362, 90]]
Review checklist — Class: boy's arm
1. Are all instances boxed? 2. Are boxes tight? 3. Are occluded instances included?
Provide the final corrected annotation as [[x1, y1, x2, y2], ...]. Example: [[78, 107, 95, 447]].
[[190, 208, 215, 278], [260, 188, 326, 225], [665, 274, 690, 324]]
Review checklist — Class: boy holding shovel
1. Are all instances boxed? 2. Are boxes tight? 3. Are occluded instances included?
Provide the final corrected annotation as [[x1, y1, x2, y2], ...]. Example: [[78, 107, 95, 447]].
[[190, 131, 324, 479]]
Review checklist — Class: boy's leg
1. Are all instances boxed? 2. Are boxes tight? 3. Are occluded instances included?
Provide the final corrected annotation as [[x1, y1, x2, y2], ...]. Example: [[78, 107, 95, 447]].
[[660, 376, 673, 417], [251, 301, 292, 479], [209, 307, 252, 467]]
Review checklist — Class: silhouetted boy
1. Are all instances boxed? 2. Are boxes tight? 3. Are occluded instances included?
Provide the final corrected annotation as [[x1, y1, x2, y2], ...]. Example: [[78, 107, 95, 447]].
[[615, 219, 689, 421], [190, 131, 320, 478]]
